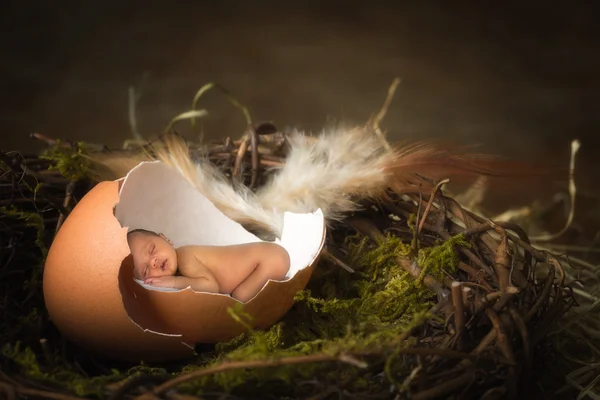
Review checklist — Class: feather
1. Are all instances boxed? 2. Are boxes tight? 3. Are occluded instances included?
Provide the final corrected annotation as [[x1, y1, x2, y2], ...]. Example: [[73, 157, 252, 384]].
[[86, 137, 283, 235], [256, 125, 396, 223], [383, 140, 547, 193], [84, 149, 152, 182], [151, 135, 281, 235], [87, 124, 549, 238]]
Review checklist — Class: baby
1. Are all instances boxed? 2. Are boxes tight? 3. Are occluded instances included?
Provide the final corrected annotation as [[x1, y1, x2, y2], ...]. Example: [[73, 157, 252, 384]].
[[126, 229, 291, 303]]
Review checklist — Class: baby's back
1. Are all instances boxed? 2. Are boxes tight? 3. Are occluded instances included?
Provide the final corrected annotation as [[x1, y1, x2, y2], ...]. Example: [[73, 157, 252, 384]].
[[175, 243, 274, 295]]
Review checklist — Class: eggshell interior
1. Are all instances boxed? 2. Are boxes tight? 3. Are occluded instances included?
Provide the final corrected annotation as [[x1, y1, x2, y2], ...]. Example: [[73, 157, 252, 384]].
[[43, 160, 326, 362]]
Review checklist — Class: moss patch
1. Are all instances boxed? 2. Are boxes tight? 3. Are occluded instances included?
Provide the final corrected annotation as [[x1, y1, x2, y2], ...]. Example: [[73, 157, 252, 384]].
[[2, 342, 123, 399], [164, 232, 468, 396], [0, 227, 470, 398], [40, 140, 91, 181]]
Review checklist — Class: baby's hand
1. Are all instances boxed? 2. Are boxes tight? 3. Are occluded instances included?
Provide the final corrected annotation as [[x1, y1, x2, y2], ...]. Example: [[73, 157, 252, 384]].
[[144, 276, 178, 288]]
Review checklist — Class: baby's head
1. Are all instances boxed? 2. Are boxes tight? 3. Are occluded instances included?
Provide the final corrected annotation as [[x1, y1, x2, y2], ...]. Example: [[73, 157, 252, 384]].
[[127, 229, 178, 280]]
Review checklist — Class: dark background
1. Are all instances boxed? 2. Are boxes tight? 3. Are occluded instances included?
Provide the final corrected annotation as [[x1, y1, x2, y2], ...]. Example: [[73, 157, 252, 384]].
[[1, 1, 599, 215]]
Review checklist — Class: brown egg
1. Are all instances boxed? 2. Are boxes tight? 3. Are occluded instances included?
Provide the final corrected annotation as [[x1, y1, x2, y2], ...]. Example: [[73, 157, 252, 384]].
[[43, 161, 326, 363]]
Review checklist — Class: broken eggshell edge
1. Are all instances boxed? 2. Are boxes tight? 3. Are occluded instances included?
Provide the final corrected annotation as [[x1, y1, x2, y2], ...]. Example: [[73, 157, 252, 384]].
[[114, 161, 326, 349]]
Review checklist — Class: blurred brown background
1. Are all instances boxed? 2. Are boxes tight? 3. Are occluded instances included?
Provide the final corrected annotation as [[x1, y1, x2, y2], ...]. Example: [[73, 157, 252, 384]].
[[1, 1, 598, 220]]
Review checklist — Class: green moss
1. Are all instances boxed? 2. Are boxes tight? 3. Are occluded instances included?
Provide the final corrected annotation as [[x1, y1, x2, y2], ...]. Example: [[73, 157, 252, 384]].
[[170, 232, 465, 396], [416, 233, 470, 283], [1, 206, 47, 258], [126, 362, 168, 376], [2, 342, 123, 398], [2, 223, 471, 398], [1, 206, 48, 303], [40, 140, 90, 181]]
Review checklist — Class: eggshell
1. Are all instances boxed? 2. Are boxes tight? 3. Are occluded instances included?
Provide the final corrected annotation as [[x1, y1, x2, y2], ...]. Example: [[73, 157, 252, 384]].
[[43, 161, 326, 363]]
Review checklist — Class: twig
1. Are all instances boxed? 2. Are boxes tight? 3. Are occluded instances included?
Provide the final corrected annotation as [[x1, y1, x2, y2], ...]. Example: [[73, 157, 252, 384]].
[[417, 179, 449, 236], [0, 383, 16, 400], [128, 85, 143, 141], [451, 282, 466, 351], [0, 370, 21, 387], [485, 309, 517, 396], [321, 248, 355, 273], [140, 353, 366, 398], [164, 109, 209, 134], [55, 180, 76, 233], [492, 286, 519, 313], [369, 347, 484, 361], [553, 253, 599, 273], [458, 262, 493, 291], [259, 159, 284, 168], [413, 190, 423, 252], [471, 291, 511, 319], [489, 220, 537, 279], [106, 374, 169, 400], [541, 244, 600, 254], [232, 135, 250, 179], [492, 226, 511, 292], [14, 387, 86, 400], [492, 206, 532, 223], [412, 371, 476, 400], [371, 77, 401, 151], [526, 264, 556, 322], [531, 139, 580, 242], [509, 306, 531, 396], [248, 125, 260, 189], [190, 82, 252, 128]]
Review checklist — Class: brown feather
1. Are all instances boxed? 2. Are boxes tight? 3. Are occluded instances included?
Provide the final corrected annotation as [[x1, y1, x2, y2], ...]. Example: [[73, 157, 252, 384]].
[[383, 140, 555, 194]]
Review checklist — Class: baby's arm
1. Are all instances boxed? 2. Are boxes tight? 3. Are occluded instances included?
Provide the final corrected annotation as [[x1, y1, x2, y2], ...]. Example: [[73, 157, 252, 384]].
[[229, 242, 291, 303], [145, 253, 220, 293], [144, 275, 217, 292]]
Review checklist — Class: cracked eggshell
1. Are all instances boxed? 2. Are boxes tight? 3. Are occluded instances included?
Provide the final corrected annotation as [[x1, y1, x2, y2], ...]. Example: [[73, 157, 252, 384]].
[[43, 161, 326, 363]]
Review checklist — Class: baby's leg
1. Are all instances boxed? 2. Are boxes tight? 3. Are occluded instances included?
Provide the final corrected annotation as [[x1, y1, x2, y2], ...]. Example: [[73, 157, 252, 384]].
[[231, 255, 289, 303]]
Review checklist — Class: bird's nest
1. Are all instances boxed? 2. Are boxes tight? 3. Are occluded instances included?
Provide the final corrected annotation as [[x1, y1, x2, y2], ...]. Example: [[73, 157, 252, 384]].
[[0, 83, 592, 400]]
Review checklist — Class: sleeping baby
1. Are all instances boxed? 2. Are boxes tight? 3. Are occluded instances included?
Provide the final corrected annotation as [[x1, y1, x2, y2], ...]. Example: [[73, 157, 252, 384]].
[[126, 229, 291, 302]]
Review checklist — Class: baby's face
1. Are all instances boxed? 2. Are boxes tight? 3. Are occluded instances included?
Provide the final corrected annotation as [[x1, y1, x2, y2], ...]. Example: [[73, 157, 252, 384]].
[[127, 231, 178, 280]]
